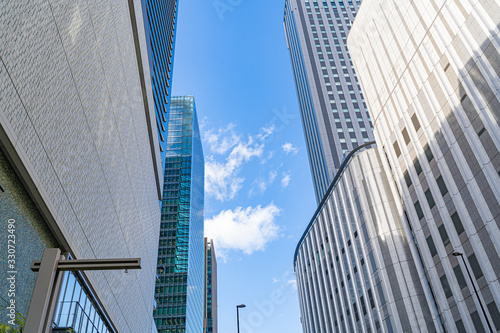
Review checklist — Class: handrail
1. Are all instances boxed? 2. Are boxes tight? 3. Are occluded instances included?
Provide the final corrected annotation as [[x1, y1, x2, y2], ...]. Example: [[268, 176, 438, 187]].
[[293, 141, 377, 266], [54, 300, 104, 332]]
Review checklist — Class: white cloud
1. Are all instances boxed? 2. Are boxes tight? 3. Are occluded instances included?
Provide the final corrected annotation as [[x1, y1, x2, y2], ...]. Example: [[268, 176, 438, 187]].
[[281, 172, 291, 188], [272, 271, 298, 291], [282, 142, 298, 155], [285, 279, 297, 290], [205, 137, 263, 201], [205, 203, 281, 261], [204, 123, 240, 155], [199, 116, 208, 131], [249, 170, 278, 196], [205, 159, 245, 202], [256, 125, 275, 141], [204, 124, 275, 201]]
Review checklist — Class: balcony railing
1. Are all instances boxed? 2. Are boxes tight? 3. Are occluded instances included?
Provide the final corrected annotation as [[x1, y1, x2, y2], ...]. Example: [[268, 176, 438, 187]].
[[52, 300, 108, 333]]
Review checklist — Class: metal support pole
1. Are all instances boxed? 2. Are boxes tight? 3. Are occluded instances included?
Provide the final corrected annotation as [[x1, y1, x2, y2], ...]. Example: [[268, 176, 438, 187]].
[[237, 306, 240, 333], [25, 248, 61, 333], [43, 255, 67, 332]]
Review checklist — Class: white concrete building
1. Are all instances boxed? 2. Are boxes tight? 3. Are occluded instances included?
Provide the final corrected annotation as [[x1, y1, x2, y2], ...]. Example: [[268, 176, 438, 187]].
[[0, 1, 162, 331], [294, 144, 436, 333], [349, 0, 500, 331]]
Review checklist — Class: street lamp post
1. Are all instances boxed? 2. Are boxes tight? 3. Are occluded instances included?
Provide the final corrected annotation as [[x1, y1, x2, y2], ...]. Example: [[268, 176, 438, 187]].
[[452, 251, 493, 333], [236, 304, 246, 333]]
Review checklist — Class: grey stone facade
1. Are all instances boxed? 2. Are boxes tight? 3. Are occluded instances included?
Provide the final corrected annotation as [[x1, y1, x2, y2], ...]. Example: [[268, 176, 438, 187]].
[[0, 0, 162, 331]]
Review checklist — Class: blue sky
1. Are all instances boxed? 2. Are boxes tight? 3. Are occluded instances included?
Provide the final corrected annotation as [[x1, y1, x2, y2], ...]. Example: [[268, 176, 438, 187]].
[[171, 1, 317, 332]]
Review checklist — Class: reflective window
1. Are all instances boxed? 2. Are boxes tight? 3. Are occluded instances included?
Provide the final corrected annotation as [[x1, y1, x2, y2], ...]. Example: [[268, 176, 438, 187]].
[[451, 212, 465, 235], [468, 253, 484, 279], [440, 274, 453, 298], [414, 201, 424, 220], [487, 302, 500, 330], [453, 265, 467, 290], [470, 311, 486, 333], [436, 176, 448, 196], [438, 224, 450, 247], [425, 189, 435, 208], [53, 272, 112, 333], [426, 235, 437, 257], [424, 144, 434, 162]]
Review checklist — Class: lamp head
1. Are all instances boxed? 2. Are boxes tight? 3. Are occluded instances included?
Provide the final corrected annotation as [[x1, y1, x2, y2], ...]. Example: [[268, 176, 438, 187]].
[[451, 251, 463, 257], [237, 304, 246, 308]]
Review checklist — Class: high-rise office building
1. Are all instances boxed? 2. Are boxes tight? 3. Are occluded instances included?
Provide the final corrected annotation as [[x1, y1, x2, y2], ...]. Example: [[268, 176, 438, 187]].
[[204, 238, 218, 333], [284, 0, 375, 201], [348, 0, 500, 332], [0, 1, 162, 331], [142, 0, 179, 168], [294, 143, 436, 332], [154, 96, 205, 333]]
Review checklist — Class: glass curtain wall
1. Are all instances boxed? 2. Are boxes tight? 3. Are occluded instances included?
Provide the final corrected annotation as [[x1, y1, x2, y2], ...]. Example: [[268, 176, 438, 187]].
[[154, 96, 204, 333]]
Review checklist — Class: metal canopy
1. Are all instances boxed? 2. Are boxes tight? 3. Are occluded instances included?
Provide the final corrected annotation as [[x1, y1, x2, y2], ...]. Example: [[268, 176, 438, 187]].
[[25, 248, 142, 333], [31, 257, 141, 272]]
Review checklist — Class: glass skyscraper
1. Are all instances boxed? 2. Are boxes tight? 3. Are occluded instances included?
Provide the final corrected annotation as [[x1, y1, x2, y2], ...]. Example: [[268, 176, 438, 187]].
[[284, 0, 375, 202], [154, 96, 205, 333], [142, 0, 179, 167]]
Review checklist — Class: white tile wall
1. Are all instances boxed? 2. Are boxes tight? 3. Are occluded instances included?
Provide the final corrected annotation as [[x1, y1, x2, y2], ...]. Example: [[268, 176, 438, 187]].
[[0, 0, 161, 331]]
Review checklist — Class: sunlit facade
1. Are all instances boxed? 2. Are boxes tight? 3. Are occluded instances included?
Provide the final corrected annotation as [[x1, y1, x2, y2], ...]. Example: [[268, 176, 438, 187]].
[[294, 144, 435, 332], [154, 96, 205, 333], [348, 0, 500, 332], [284, 0, 375, 202]]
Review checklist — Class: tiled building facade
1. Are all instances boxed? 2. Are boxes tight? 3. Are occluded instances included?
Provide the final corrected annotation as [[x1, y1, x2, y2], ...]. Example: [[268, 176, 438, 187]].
[[0, 0, 162, 331], [284, 0, 375, 201], [349, 0, 500, 332], [294, 144, 436, 333]]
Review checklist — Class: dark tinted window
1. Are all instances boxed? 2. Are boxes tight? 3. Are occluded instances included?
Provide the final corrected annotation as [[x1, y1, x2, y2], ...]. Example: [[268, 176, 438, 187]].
[[440, 274, 453, 298], [425, 189, 436, 208], [427, 236, 437, 257], [468, 253, 484, 279], [451, 212, 465, 235], [453, 265, 467, 289], [411, 114, 421, 131], [414, 159, 423, 175], [424, 144, 434, 162], [487, 302, 500, 330], [471, 311, 486, 333], [414, 201, 424, 220], [404, 171, 412, 187], [402, 128, 410, 145], [455, 319, 466, 333], [394, 141, 401, 157], [436, 176, 448, 196], [438, 224, 450, 247]]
